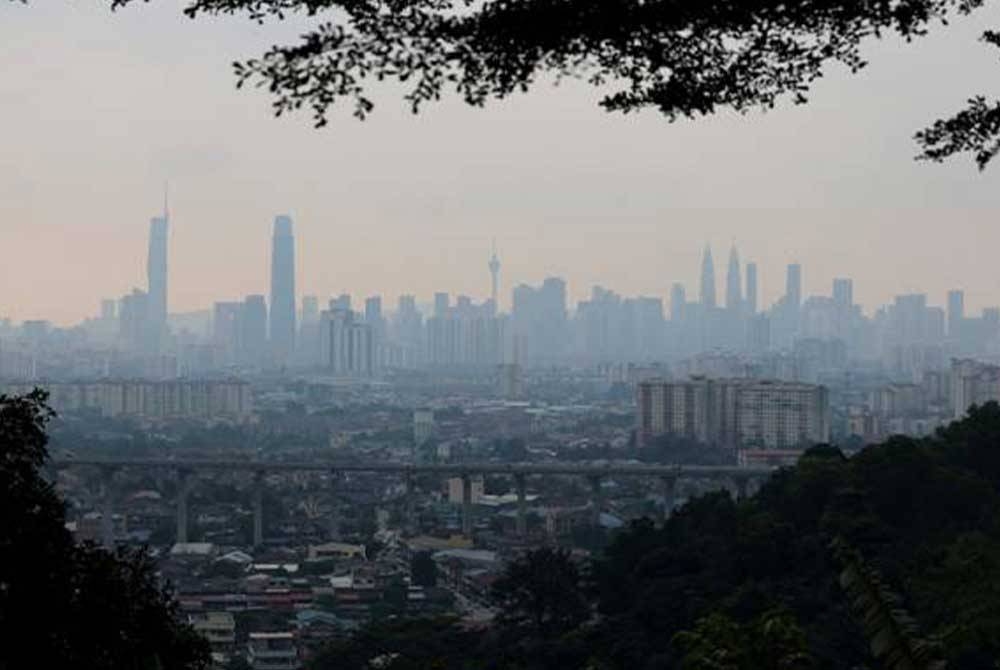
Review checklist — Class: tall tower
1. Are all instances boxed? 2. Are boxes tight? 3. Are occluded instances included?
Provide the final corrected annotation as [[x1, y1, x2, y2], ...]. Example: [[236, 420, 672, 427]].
[[786, 263, 802, 308], [947, 290, 965, 339], [146, 187, 169, 350], [269, 215, 297, 359], [700, 244, 716, 309], [488, 241, 501, 316], [725, 245, 742, 311], [745, 262, 758, 315], [670, 283, 687, 322]]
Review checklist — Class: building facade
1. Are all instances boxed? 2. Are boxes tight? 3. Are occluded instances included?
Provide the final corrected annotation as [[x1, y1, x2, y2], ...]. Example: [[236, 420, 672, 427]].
[[636, 377, 830, 450]]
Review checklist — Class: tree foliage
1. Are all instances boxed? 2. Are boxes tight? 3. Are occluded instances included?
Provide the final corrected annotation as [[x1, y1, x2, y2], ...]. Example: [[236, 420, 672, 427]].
[[0, 390, 210, 670], [831, 537, 947, 670], [89, 0, 1000, 167], [491, 546, 589, 638], [672, 609, 814, 670]]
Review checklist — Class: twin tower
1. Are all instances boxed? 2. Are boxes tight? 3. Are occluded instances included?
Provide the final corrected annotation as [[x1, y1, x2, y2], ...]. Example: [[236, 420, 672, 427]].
[[699, 244, 758, 315]]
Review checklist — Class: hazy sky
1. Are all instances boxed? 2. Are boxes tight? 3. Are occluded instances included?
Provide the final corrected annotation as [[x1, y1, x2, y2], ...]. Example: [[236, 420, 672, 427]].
[[3, 2, 1000, 325]]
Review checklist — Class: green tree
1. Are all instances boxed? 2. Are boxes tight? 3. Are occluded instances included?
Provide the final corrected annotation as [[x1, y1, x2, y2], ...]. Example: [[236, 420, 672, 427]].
[[832, 537, 947, 670], [0, 390, 210, 670], [673, 609, 814, 670], [492, 547, 589, 638]]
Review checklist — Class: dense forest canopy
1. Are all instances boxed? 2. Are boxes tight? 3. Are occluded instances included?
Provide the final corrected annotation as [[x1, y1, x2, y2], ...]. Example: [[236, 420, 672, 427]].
[[84, 0, 1000, 168]]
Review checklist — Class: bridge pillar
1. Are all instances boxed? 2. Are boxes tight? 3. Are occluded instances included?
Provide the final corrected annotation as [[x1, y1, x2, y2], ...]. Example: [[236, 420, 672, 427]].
[[99, 465, 119, 548], [461, 474, 473, 539], [588, 475, 603, 529], [514, 473, 527, 538], [176, 470, 195, 545], [658, 475, 677, 527], [252, 470, 265, 548]]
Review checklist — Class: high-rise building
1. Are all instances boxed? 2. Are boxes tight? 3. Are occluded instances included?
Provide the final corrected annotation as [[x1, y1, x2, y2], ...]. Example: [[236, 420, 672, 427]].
[[489, 243, 501, 316], [511, 277, 567, 364], [636, 378, 829, 449], [146, 200, 169, 350], [302, 295, 319, 325], [952, 358, 1000, 418], [269, 215, 296, 359], [725, 245, 742, 311], [434, 292, 450, 318], [119, 288, 149, 351], [365, 296, 383, 324], [700, 245, 716, 308], [786, 264, 802, 309], [833, 278, 853, 308], [670, 283, 687, 322], [100, 299, 117, 321], [331, 294, 351, 312], [745, 263, 758, 315], [948, 290, 965, 339], [322, 308, 374, 377], [241, 295, 268, 365], [212, 301, 242, 362]]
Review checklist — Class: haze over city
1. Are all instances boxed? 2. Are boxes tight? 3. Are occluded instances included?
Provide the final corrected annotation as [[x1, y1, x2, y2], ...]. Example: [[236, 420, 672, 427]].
[[3, 2, 1000, 325]]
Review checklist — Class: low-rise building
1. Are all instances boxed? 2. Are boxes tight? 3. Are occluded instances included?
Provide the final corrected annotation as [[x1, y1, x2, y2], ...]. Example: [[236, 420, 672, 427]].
[[247, 632, 300, 670]]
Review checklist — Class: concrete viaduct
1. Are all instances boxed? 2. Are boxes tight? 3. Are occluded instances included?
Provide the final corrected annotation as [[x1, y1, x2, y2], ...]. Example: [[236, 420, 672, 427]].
[[52, 458, 776, 548]]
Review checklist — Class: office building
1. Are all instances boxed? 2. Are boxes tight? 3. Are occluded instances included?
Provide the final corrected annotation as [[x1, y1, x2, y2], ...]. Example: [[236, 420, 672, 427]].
[[947, 290, 965, 339], [745, 263, 758, 315], [700, 245, 716, 308], [511, 277, 568, 364], [725, 245, 742, 311], [269, 215, 296, 359], [147, 204, 169, 351], [786, 264, 802, 309], [833, 278, 853, 308], [671, 283, 686, 322], [119, 288, 149, 351], [321, 307, 374, 377], [241, 295, 268, 365]]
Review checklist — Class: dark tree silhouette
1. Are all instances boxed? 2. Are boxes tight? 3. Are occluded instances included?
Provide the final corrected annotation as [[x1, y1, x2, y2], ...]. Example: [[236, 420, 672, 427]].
[[492, 546, 589, 637], [410, 550, 438, 588], [0, 390, 210, 670], [88, 0, 998, 168]]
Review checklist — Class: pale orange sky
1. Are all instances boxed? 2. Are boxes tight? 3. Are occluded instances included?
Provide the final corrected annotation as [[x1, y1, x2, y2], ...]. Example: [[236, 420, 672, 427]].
[[2, 2, 1000, 325]]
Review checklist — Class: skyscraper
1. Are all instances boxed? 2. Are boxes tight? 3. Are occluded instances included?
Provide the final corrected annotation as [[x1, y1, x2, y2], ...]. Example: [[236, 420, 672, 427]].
[[745, 263, 758, 315], [700, 245, 716, 308], [786, 263, 802, 308], [948, 290, 965, 338], [241, 295, 268, 365], [434, 292, 450, 318], [146, 196, 169, 350], [832, 278, 853, 307], [301, 295, 319, 325], [670, 283, 687, 321], [488, 242, 501, 316], [725, 245, 741, 311], [269, 215, 296, 358]]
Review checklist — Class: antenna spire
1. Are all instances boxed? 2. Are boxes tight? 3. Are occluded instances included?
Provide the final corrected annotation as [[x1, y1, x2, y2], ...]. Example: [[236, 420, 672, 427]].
[[163, 181, 169, 221]]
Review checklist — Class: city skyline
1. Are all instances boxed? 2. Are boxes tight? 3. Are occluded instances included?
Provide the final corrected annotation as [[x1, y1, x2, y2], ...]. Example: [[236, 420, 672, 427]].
[[6, 205, 998, 329], [4, 3, 1000, 324]]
